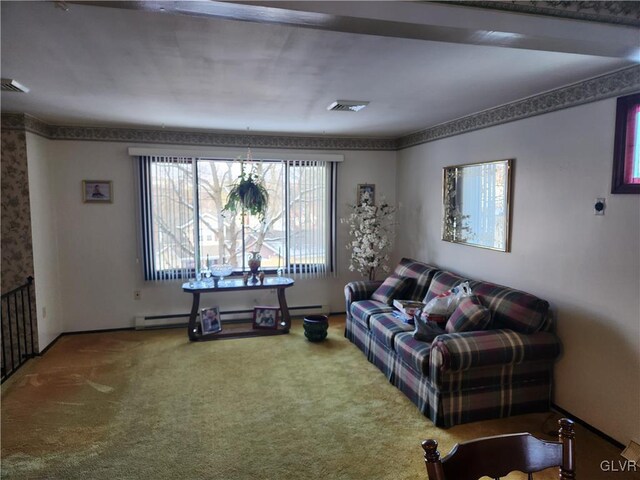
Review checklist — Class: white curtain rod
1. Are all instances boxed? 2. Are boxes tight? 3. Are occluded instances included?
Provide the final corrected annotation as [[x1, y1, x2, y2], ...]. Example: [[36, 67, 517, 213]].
[[127, 146, 344, 162]]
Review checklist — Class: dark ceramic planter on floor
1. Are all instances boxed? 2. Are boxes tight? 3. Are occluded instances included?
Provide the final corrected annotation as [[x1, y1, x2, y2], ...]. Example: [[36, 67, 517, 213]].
[[303, 315, 329, 342]]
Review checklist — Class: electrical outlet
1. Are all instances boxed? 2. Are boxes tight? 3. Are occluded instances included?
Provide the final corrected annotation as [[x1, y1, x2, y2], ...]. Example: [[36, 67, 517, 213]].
[[594, 198, 605, 215], [42, 307, 47, 319], [134, 290, 141, 300]]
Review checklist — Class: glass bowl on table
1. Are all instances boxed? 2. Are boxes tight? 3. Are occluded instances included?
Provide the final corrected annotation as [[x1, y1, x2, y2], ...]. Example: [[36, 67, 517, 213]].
[[210, 264, 234, 284]]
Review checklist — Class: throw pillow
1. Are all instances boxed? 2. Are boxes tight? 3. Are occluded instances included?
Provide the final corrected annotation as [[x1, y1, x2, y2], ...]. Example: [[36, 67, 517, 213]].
[[445, 295, 492, 333], [371, 275, 415, 305]]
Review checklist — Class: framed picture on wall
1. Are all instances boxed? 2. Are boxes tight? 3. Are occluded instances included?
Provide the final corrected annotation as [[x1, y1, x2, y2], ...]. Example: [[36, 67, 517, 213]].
[[357, 184, 375, 205], [200, 306, 222, 335], [252, 306, 279, 330], [83, 180, 113, 203]]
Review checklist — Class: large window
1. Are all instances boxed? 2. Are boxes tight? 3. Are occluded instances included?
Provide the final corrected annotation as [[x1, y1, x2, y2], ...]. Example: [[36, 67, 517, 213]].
[[612, 93, 640, 194], [138, 155, 336, 281]]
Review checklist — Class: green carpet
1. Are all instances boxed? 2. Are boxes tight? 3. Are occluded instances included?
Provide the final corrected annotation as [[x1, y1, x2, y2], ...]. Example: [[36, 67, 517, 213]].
[[1, 317, 635, 479]]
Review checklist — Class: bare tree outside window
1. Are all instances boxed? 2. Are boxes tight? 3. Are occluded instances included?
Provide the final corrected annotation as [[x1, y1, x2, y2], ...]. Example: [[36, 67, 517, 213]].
[[141, 156, 332, 280]]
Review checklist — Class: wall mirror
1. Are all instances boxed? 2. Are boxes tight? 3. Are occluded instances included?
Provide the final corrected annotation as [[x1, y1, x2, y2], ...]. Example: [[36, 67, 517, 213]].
[[442, 159, 512, 252]]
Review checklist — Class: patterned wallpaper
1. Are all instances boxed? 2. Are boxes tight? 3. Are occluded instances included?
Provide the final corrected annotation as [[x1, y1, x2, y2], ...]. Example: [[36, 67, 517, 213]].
[[1, 129, 35, 293]]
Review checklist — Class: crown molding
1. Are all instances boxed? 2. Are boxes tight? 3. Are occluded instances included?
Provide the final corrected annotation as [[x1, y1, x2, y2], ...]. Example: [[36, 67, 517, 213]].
[[3, 66, 639, 152], [396, 65, 640, 150]]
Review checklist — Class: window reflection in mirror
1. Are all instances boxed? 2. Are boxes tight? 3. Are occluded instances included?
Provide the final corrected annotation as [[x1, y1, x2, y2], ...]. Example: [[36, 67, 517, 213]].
[[442, 159, 512, 252]]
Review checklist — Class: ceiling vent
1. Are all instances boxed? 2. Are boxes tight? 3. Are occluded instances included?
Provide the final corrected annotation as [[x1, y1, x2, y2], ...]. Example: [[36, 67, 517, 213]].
[[327, 100, 369, 112], [1, 79, 29, 93]]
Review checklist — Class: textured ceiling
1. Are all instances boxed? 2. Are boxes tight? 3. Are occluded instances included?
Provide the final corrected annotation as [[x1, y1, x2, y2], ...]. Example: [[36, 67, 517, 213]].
[[0, 1, 636, 137]]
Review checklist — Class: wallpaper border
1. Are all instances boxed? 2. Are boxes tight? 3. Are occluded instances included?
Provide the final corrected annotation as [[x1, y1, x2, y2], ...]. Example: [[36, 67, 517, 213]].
[[444, 1, 640, 27], [3, 65, 639, 151], [396, 65, 640, 150]]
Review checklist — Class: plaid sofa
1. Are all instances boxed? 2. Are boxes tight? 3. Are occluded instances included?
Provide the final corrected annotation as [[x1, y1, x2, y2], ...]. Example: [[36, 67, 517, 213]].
[[344, 258, 561, 427]]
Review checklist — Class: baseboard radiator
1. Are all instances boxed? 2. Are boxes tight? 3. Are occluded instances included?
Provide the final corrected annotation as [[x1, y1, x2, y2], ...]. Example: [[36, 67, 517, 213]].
[[135, 304, 328, 330]]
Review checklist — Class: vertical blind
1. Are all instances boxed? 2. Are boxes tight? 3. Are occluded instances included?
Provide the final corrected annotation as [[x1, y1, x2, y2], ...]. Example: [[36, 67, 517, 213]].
[[138, 155, 336, 281], [286, 160, 333, 278], [139, 156, 196, 282]]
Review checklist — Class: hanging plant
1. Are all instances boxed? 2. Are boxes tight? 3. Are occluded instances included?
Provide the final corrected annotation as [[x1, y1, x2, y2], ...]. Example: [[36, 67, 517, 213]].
[[223, 149, 269, 221]]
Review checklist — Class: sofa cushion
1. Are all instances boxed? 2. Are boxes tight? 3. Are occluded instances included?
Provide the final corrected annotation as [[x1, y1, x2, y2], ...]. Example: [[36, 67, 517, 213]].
[[393, 258, 440, 301], [369, 312, 413, 348], [446, 295, 492, 333], [394, 332, 432, 376], [468, 281, 549, 334], [423, 271, 468, 304], [371, 274, 414, 305], [350, 300, 393, 329]]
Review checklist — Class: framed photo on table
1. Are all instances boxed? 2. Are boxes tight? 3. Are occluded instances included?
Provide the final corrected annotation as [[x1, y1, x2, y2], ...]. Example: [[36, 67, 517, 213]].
[[200, 306, 222, 335], [253, 306, 279, 330], [357, 184, 375, 205], [83, 180, 113, 203]]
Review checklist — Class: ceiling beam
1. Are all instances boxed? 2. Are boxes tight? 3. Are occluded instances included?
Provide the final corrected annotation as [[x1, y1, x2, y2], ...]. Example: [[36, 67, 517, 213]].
[[72, 1, 639, 60]]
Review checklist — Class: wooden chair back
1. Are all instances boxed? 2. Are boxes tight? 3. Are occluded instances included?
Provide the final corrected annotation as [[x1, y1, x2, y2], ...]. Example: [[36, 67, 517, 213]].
[[422, 418, 575, 480]]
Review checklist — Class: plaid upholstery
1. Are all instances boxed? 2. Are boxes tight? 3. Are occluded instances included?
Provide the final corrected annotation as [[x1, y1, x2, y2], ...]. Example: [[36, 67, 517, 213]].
[[350, 300, 393, 329], [430, 329, 561, 372], [369, 336, 396, 381], [445, 295, 492, 333], [392, 357, 552, 427], [393, 258, 439, 301], [345, 315, 371, 356], [539, 313, 554, 332], [468, 280, 549, 333], [346, 312, 557, 428], [431, 360, 554, 393], [344, 262, 560, 428], [423, 271, 468, 303], [371, 274, 415, 305], [427, 378, 552, 427], [394, 332, 432, 375], [393, 357, 432, 414], [344, 280, 383, 320], [370, 313, 413, 348]]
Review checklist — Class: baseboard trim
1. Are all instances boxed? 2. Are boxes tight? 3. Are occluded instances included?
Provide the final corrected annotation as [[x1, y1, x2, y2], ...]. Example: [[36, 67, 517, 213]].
[[38, 328, 137, 355], [37, 333, 65, 356], [63, 327, 136, 336], [551, 403, 624, 450]]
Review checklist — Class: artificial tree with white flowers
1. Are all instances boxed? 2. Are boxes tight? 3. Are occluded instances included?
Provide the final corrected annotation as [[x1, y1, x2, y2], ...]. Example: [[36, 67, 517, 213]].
[[342, 191, 396, 281]]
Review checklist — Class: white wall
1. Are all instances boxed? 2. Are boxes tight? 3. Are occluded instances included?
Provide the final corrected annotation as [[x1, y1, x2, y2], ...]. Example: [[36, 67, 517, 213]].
[[27, 100, 638, 444], [41, 140, 395, 334], [395, 99, 640, 445], [25, 132, 64, 349]]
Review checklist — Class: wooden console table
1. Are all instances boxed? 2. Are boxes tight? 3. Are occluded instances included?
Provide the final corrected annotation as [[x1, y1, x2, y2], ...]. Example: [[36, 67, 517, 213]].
[[182, 277, 295, 342]]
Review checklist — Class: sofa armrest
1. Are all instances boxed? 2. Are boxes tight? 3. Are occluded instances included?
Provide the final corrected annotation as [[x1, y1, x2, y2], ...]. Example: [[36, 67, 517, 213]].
[[430, 329, 561, 373], [344, 280, 383, 319]]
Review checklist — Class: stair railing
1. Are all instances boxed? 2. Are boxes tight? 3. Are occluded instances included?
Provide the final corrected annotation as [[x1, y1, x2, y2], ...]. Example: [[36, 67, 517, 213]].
[[1, 276, 37, 383]]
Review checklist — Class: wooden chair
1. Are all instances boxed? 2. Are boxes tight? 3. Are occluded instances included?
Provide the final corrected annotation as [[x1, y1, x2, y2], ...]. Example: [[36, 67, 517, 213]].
[[422, 418, 576, 480]]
